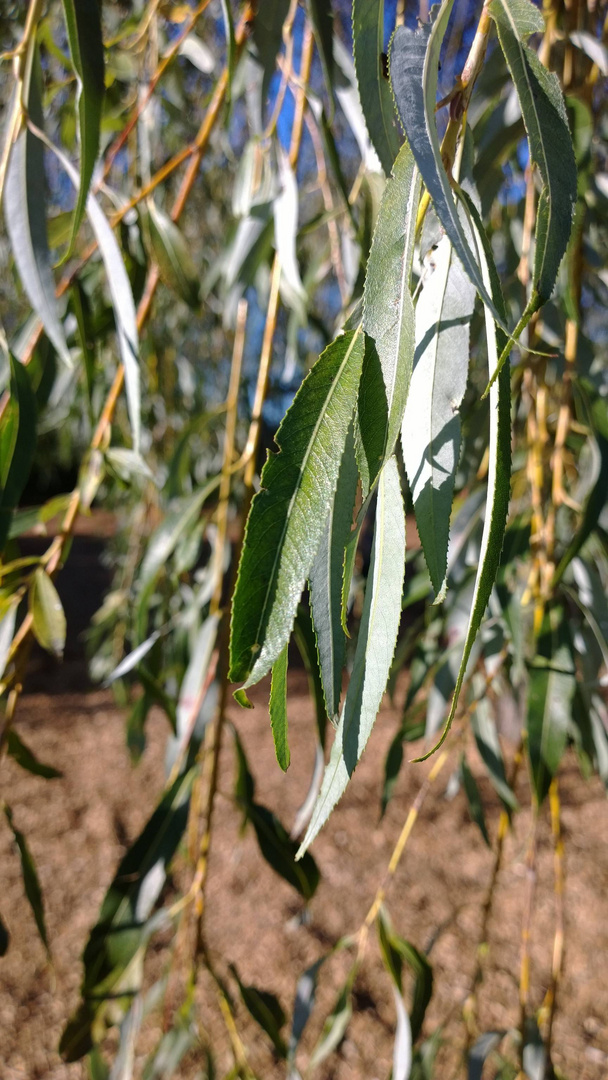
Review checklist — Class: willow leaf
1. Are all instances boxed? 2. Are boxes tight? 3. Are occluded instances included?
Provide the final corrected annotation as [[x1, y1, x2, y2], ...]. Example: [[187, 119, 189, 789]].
[[62, 0, 105, 250], [352, 0, 403, 176], [402, 236, 475, 600], [415, 193, 511, 761], [4, 46, 71, 367], [251, 0, 290, 110], [29, 568, 66, 658], [40, 138, 141, 451], [307, 0, 334, 107], [0, 355, 36, 551], [363, 141, 422, 462], [298, 456, 406, 856], [390, 5, 506, 330], [230, 328, 364, 688], [489, 0, 577, 307], [145, 201, 200, 308], [269, 645, 290, 771], [526, 608, 576, 806], [309, 424, 358, 721]]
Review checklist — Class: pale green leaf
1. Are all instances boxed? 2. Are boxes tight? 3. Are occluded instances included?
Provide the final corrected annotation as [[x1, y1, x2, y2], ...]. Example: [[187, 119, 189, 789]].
[[298, 456, 406, 856], [0, 354, 37, 551], [415, 193, 511, 760], [29, 568, 66, 658], [145, 200, 200, 308], [230, 328, 365, 687], [62, 0, 105, 250], [363, 141, 422, 461], [489, 0, 577, 307], [309, 424, 358, 721], [4, 46, 71, 367], [472, 699, 519, 812], [269, 644, 290, 771], [402, 235, 475, 600], [353, 0, 402, 176], [526, 607, 576, 805], [390, 5, 507, 329]]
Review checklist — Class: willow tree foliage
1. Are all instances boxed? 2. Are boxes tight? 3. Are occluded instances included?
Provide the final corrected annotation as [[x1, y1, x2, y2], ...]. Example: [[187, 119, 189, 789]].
[[0, 0, 607, 1077]]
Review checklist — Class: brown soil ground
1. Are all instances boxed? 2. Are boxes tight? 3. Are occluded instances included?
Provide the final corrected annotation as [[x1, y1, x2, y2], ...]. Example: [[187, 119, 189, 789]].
[[1, 541, 608, 1080]]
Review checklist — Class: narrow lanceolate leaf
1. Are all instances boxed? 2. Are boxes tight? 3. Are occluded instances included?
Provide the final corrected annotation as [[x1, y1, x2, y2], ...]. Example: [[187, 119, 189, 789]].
[[526, 608, 576, 806], [460, 753, 491, 847], [377, 909, 433, 1045], [363, 141, 422, 462], [229, 328, 365, 688], [390, 5, 506, 330], [307, 0, 334, 106], [4, 47, 71, 367], [416, 193, 511, 761], [60, 771, 194, 1062], [489, 0, 577, 307], [40, 139, 141, 451], [309, 425, 358, 721], [251, 0, 290, 108], [353, 0, 402, 176], [0, 354, 37, 551], [298, 456, 406, 856], [29, 568, 66, 658], [62, 0, 105, 250], [4, 805, 50, 956], [145, 201, 200, 308], [269, 645, 290, 771], [220, 0, 236, 98], [402, 236, 475, 601], [472, 700, 518, 812]]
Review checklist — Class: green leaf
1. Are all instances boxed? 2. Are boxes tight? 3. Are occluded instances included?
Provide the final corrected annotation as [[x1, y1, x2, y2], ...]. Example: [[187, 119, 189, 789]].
[[415, 193, 511, 761], [4, 804, 50, 956], [352, 0, 402, 176], [471, 700, 518, 813], [6, 729, 62, 779], [526, 607, 576, 806], [489, 0, 577, 307], [288, 955, 326, 1069], [229, 328, 365, 687], [232, 727, 320, 900], [0, 354, 37, 551], [251, 0, 290, 111], [468, 1032, 505, 1080], [402, 235, 475, 600], [363, 141, 422, 463], [307, 0, 334, 106], [29, 568, 66, 658], [269, 644, 290, 771], [3, 45, 71, 367], [60, 770, 195, 1062], [460, 753, 491, 847], [220, 0, 236, 100], [35, 137, 141, 452], [0, 595, 19, 681], [138, 476, 220, 594], [377, 909, 433, 1044], [308, 966, 356, 1070], [144, 200, 200, 308], [390, 6, 507, 330], [298, 456, 406, 855], [230, 964, 287, 1058], [293, 604, 328, 744], [62, 0, 105, 251], [553, 433, 608, 585], [309, 424, 358, 721]]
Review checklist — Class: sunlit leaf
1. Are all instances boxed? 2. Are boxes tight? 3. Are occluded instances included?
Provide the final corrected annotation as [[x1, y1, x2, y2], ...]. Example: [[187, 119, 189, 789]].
[[29, 568, 66, 658], [308, 966, 356, 1070], [230, 328, 365, 688], [526, 606, 576, 805], [62, 0, 105, 249], [269, 644, 290, 771], [298, 456, 406, 855], [144, 201, 200, 308], [4, 46, 71, 367], [0, 354, 37, 551]]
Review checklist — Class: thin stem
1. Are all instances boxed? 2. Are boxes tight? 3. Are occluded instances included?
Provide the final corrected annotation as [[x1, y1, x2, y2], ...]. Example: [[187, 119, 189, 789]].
[[519, 810, 539, 1068]]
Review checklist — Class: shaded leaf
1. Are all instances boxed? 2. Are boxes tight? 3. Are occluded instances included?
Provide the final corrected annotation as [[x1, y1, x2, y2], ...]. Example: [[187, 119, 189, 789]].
[[309, 424, 358, 721], [526, 607, 576, 805], [4, 45, 72, 367], [29, 568, 66, 658], [416, 193, 511, 759], [6, 729, 62, 779], [251, 0, 290, 110], [4, 804, 49, 956], [269, 644, 290, 771], [471, 700, 518, 813], [460, 753, 491, 847], [352, 0, 402, 175], [60, 770, 194, 1061], [230, 328, 365, 687], [489, 0, 577, 307], [468, 1031, 505, 1080], [377, 909, 433, 1044], [307, 0, 334, 105], [145, 201, 200, 308], [0, 355, 37, 550], [364, 140, 422, 463], [288, 956, 326, 1070], [308, 966, 356, 1070], [298, 456, 406, 855], [402, 235, 476, 600], [62, 0, 105, 249]]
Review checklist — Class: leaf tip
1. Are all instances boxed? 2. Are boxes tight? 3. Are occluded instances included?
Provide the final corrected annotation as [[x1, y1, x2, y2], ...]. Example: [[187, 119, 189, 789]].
[[234, 687, 254, 709]]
